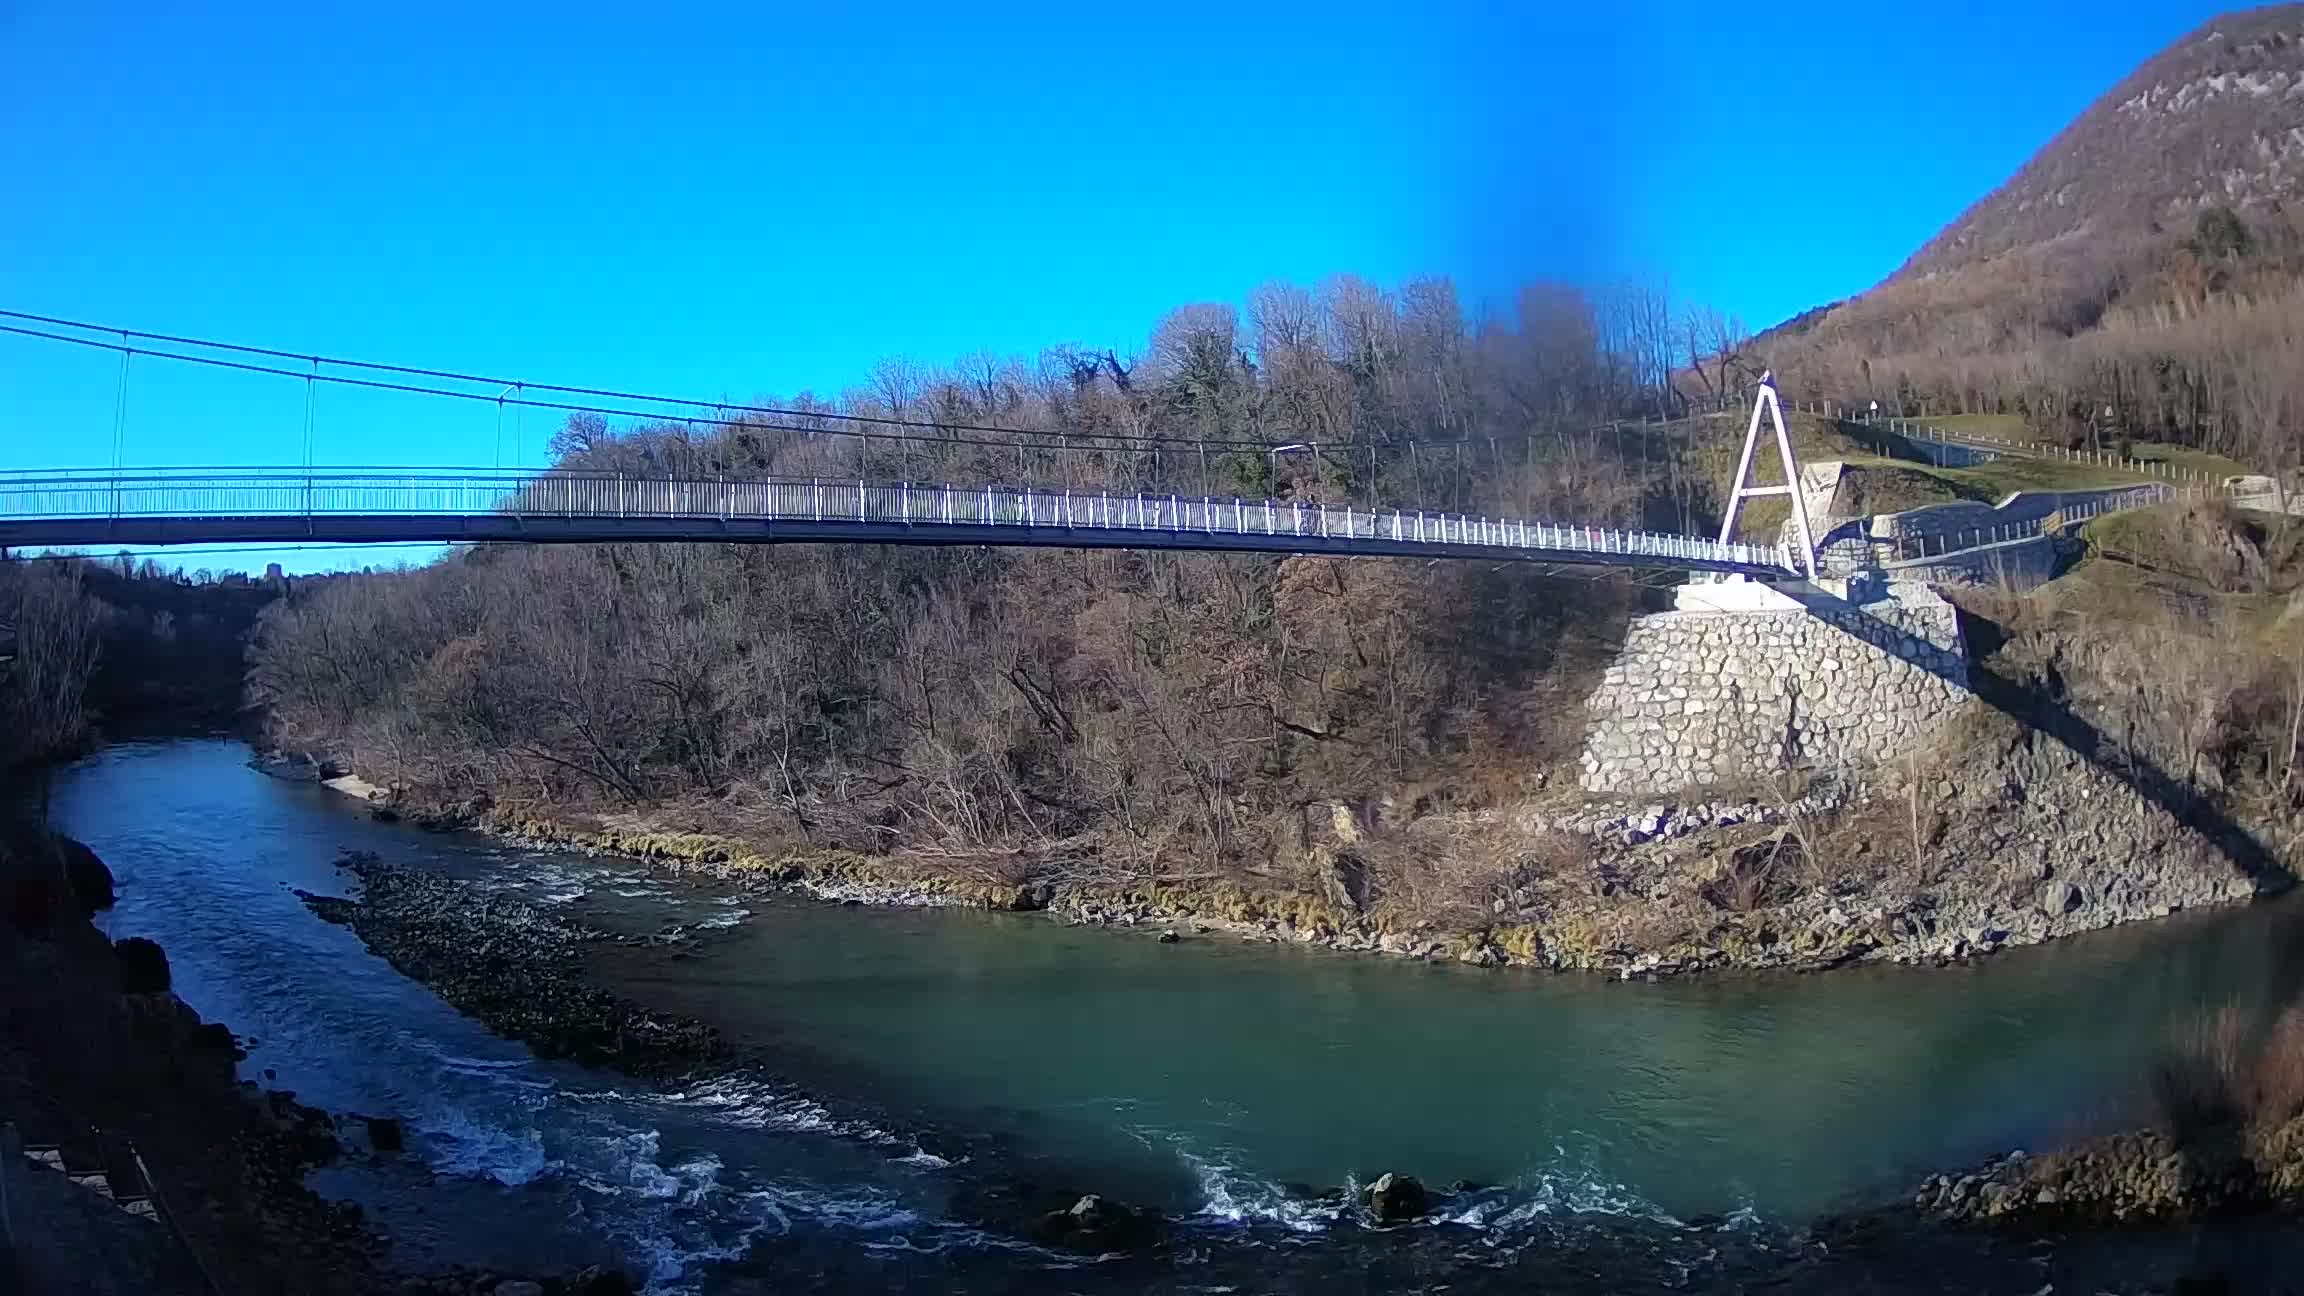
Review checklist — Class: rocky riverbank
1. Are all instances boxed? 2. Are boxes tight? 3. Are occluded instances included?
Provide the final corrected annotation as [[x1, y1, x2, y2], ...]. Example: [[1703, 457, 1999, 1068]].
[[299, 853, 729, 1078], [328, 696, 2276, 983], [0, 818, 636, 1296], [1909, 1117, 2304, 1227]]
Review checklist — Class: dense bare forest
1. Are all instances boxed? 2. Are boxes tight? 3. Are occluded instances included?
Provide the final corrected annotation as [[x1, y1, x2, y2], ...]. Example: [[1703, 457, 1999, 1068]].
[[0, 559, 279, 769], [1757, 205, 2304, 474], [0, 564, 102, 768], [249, 278, 1721, 876]]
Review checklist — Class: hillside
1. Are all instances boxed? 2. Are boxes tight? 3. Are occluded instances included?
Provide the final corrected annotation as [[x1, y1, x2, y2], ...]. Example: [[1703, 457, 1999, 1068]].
[[1754, 6, 2304, 480], [1901, 6, 2304, 281]]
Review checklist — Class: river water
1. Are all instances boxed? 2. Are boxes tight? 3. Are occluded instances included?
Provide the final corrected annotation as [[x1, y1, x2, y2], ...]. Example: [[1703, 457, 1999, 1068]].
[[49, 738, 2304, 1292]]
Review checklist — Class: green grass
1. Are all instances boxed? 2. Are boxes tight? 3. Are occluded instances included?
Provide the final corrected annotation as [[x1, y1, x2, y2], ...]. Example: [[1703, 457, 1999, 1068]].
[[1683, 410, 2227, 543], [1714, 450, 2151, 542], [1832, 463, 1967, 516], [2080, 501, 2304, 599], [2126, 443, 2257, 483], [2042, 549, 2297, 646], [1925, 455, 2158, 500], [1906, 414, 2036, 444], [2077, 507, 2179, 570], [1899, 414, 2255, 485]]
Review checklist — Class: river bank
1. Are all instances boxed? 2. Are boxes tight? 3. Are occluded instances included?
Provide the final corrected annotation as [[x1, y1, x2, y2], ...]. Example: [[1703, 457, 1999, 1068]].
[[275, 818, 2304, 1293], [318, 697, 2272, 982], [0, 814, 636, 1295], [40, 738, 2304, 1293], [299, 854, 729, 1078]]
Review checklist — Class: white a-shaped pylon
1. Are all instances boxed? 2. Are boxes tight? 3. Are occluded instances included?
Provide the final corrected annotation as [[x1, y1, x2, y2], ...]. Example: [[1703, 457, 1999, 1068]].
[[1716, 372, 1818, 579]]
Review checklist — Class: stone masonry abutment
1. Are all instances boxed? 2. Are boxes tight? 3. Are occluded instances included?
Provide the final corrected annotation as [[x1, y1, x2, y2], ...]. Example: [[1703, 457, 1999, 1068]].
[[1577, 580, 1971, 795]]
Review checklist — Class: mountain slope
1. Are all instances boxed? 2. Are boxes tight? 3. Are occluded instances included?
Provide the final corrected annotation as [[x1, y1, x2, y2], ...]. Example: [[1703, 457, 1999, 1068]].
[[1748, 7, 2304, 472], [1899, 5, 2304, 282]]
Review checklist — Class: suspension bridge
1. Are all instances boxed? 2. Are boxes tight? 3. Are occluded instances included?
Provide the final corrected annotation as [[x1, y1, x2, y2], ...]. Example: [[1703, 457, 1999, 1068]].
[[0, 311, 1809, 577], [0, 469, 1790, 575]]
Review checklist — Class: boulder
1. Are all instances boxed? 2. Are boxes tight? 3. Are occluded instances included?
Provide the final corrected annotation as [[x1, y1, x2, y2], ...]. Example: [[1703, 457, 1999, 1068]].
[[2039, 879, 2083, 916], [1006, 883, 1054, 912], [1363, 1171, 1430, 1223], [178, 1022, 245, 1089], [365, 1116, 406, 1154], [1034, 1193, 1161, 1252], [116, 936, 172, 993], [565, 1267, 637, 1296], [56, 835, 115, 914], [1318, 850, 1369, 914], [1456, 943, 1503, 968]]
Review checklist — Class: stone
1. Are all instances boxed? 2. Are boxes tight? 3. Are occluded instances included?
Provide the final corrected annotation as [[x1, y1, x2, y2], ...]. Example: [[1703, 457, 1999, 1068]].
[[1156, 929, 1180, 944], [1363, 1172, 1430, 1223], [116, 936, 172, 993], [56, 835, 116, 914], [1037, 1193, 1161, 1252], [366, 1116, 406, 1153], [2039, 880, 2082, 916]]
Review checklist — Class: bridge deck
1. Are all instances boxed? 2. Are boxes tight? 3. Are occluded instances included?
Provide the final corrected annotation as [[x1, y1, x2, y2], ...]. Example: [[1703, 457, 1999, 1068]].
[[0, 471, 1792, 576]]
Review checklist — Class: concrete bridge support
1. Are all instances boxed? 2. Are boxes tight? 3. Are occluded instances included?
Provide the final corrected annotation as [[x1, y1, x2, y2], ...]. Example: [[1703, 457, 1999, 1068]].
[[1577, 578, 1972, 795]]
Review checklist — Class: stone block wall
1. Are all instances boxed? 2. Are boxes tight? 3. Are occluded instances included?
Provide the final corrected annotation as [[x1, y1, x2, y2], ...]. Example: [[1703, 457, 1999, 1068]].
[[1577, 588, 1971, 794]]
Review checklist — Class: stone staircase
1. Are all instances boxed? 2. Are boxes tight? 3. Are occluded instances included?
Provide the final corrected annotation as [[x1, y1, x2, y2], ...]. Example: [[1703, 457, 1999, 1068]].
[[13, 1122, 163, 1221]]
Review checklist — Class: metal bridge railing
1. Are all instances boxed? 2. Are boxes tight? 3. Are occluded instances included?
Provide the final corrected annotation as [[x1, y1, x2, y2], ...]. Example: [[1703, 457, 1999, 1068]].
[[1877, 484, 2177, 563], [0, 469, 1792, 572]]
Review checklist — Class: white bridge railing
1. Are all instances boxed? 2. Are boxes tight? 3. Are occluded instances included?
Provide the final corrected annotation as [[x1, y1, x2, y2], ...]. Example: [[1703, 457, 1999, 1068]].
[[0, 468, 1794, 573]]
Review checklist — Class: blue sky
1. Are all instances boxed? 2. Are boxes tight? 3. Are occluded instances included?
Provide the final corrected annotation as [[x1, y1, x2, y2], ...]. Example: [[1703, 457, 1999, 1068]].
[[0, 0, 2251, 570]]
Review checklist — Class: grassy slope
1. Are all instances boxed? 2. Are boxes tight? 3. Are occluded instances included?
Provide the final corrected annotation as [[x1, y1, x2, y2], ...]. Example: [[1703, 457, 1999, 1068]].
[[1903, 414, 2256, 483], [1695, 412, 2163, 542], [2076, 504, 2304, 639]]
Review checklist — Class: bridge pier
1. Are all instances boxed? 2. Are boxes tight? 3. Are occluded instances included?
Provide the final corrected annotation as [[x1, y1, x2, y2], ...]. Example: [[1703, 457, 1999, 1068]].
[[1576, 578, 1971, 796]]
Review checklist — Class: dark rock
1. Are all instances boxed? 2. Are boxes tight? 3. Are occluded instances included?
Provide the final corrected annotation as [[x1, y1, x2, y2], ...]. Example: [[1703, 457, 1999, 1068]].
[[1363, 1171, 1430, 1223], [56, 835, 115, 913], [366, 1116, 406, 1153], [116, 936, 172, 993], [565, 1266, 638, 1296], [1320, 851, 1369, 914], [1034, 1193, 1162, 1252], [1006, 882, 1057, 911], [297, 855, 729, 1078], [1157, 929, 1180, 944], [185, 1021, 243, 1062], [2039, 879, 2083, 915]]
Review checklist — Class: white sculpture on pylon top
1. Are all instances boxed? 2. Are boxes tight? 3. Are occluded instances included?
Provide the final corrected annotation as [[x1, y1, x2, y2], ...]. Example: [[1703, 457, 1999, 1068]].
[[1716, 371, 1818, 580]]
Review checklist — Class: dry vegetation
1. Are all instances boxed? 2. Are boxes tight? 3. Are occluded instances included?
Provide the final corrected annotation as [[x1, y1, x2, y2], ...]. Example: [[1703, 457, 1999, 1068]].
[[0, 564, 102, 768], [249, 277, 1728, 903], [1737, 10, 2304, 484], [0, 559, 281, 770], [1955, 500, 2304, 818], [2157, 1001, 2304, 1144], [1760, 213, 2304, 482]]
